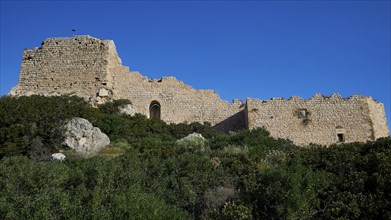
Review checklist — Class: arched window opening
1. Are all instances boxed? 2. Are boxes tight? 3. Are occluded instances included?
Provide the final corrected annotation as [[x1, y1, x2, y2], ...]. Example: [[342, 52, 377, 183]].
[[149, 101, 161, 120]]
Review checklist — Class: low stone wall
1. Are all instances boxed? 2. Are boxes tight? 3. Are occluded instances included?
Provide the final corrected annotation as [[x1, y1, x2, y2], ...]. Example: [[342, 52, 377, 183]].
[[246, 94, 389, 146]]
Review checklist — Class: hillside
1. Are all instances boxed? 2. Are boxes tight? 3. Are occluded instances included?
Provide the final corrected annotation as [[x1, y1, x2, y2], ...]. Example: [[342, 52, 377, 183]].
[[0, 95, 390, 219]]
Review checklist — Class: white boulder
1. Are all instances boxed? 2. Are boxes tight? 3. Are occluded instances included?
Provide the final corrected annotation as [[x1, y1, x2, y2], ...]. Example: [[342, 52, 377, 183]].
[[176, 133, 209, 153], [51, 153, 66, 161], [119, 104, 136, 116], [63, 117, 110, 157]]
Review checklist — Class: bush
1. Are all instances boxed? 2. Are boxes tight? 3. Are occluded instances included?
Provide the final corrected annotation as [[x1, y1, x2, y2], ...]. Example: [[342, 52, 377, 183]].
[[1, 96, 390, 219], [0, 156, 189, 219], [299, 137, 391, 219], [0, 95, 94, 159], [98, 99, 132, 114]]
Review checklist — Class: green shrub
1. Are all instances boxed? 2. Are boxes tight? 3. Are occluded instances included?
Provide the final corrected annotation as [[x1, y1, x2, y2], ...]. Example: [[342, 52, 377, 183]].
[[0, 156, 189, 219], [299, 137, 391, 219], [0, 95, 94, 159], [1, 96, 389, 220], [98, 99, 132, 114]]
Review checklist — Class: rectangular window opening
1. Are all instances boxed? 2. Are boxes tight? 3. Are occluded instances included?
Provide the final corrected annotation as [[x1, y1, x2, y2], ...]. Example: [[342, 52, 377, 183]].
[[337, 133, 345, 143]]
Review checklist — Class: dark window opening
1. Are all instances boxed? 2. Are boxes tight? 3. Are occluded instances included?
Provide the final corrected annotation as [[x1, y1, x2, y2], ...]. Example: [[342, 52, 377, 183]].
[[337, 133, 345, 143], [298, 109, 308, 118], [149, 101, 161, 120]]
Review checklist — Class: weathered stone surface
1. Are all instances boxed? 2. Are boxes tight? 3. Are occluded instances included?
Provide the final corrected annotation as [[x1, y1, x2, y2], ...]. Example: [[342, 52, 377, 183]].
[[63, 117, 110, 157], [98, 88, 110, 97], [246, 94, 390, 146], [10, 36, 120, 104], [177, 132, 206, 143], [176, 133, 209, 152], [8, 35, 390, 146], [8, 36, 246, 131], [51, 153, 66, 161]]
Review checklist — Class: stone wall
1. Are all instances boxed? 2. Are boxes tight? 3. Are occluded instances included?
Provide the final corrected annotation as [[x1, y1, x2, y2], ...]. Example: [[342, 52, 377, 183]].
[[10, 36, 116, 102], [245, 94, 389, 146], [111, 70, 246, 132], [367, 98, 390, 139], [9, 35, 389, 143], [10, 36, 246, 132]]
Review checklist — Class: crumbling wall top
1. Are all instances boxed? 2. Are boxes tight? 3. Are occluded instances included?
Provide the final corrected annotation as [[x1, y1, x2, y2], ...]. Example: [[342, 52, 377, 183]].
[[247, 93, 374, 104]]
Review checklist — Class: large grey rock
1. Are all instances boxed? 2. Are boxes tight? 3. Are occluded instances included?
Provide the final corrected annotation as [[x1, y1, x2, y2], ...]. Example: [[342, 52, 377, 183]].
[[176, 133, 209, 153], [177, 132, 206, 144], [63, 117, 110, 157]]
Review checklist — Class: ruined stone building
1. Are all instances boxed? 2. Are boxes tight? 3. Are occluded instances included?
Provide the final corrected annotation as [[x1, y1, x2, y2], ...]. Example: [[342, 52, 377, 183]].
[[9, 36, 390, 146]]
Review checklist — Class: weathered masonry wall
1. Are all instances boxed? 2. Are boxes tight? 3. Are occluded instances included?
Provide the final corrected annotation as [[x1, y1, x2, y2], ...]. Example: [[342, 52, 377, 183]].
[[245, 94, 390, 146], [10, 35, 246, 132], [111, 70, 246, 132], [10, 36, 118, 102], [366, 99, 390, 138], [9, 35, 389, 144]]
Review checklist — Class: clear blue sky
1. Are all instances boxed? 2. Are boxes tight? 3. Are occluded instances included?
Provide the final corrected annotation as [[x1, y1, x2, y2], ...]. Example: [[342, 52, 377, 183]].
[[1, 1, 390, 129]]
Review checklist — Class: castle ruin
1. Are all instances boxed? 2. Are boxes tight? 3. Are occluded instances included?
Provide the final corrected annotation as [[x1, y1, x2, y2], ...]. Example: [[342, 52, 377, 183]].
[[9, 36, 390, 146]]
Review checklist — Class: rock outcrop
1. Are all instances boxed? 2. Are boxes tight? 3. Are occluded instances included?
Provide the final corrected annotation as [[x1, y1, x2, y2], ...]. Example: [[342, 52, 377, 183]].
[[51, 153, 66, 161], [63, 117, 110, 157], [176, 133, 209, 153], [119, 104, 136, 116], [177, 133, 206, 143]]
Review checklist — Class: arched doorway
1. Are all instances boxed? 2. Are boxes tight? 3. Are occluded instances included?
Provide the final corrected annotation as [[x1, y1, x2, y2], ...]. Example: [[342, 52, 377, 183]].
[[149, 100, 161, 120]]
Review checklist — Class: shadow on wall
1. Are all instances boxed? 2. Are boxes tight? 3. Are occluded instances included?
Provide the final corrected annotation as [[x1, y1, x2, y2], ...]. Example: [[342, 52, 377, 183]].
[[214, 110, 246, 133]]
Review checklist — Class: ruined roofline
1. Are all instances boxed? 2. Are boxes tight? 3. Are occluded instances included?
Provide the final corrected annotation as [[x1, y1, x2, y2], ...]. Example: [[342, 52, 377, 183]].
[[15, 35, 244, 105], [128, 72, 244, 105], [42, 35, 103, 42], [14, 35, 381, 107], [22, 35, 112, 52], [36, 36, 212, 90], [246, 93, 378, 103]]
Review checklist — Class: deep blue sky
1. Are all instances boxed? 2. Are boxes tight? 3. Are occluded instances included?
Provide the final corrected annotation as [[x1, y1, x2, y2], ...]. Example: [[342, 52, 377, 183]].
[[1, 1, 390, 128]]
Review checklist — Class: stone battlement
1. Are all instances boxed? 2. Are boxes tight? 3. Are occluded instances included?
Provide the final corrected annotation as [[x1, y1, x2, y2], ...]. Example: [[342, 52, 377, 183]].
[[9, 35, 390, 145], [250, 93, 378, 103]]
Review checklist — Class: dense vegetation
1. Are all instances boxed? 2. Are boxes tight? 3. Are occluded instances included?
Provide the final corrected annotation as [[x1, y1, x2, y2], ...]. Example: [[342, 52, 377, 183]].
[[0, 95, 390, 219]]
